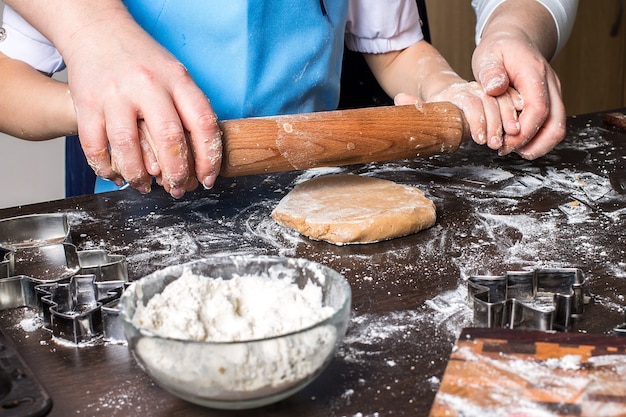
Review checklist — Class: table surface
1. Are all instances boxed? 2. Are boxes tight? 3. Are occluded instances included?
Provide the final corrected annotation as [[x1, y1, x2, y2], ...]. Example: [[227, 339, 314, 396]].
[[1, 109, 626, 416]]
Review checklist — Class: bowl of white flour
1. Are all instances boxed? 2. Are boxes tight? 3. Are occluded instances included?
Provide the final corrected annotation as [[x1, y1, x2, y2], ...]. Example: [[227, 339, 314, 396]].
[[119, 255, 351, 409]]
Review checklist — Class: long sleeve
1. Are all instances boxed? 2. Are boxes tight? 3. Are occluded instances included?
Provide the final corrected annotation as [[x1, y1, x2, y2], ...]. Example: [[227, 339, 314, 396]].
[[0, 5, 64, 74], [472, 0, 578, 58]]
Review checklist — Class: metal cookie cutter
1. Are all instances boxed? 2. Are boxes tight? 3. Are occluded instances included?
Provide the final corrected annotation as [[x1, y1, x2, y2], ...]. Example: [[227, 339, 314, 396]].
[[0, 213, 72, 279], [5, 243, 80, 281], [614, 320, 626, 336], [32, 249, 128, 344], [0, 243, 81, 313], [77, 249, 129, 343], [468, 268, 586, 331], [0, 213, 129, 344], [612, 310, 626, 336], [0, 213, 70, 250], [0, 246, 128, 344], [0, 213, 77, 309], [35, 274, 125, 344], [0, 247, 10, 279]]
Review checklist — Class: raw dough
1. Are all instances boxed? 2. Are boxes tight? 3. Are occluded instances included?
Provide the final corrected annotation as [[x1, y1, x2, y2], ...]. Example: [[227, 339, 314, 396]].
[[272, 174, 436, 245]]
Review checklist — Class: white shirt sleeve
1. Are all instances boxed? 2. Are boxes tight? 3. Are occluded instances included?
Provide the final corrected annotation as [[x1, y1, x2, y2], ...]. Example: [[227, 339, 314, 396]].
[[345, 0, 424, 54], [0, 5, 65, 73], [472, 0, 578, 58]]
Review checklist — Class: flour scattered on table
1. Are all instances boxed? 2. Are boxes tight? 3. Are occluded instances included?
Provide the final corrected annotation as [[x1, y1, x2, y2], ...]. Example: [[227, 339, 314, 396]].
[[81, 379, 167, 416], [65, 210, 97, 226], [7, 308, 43, 334], [18, 317, 42, 332], [427, 166, 515, 184], [424, 285, 473, 337], [239, 200, 302, 257]]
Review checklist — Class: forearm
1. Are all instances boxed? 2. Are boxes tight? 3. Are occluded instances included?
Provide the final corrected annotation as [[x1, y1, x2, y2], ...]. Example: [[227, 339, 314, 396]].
[[479, 0, 559, 60], [3, 0, 139, 67], [364, 40, 465, 102], [0, 57, 76, 140], [6, 0, 218, 196]]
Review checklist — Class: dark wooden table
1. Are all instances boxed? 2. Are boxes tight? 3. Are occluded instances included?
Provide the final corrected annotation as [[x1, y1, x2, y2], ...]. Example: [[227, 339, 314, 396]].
[[1, 109, 626, 416]]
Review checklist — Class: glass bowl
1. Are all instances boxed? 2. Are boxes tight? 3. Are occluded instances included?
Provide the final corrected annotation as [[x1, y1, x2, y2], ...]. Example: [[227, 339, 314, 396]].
[[119, 255, 351, 410]]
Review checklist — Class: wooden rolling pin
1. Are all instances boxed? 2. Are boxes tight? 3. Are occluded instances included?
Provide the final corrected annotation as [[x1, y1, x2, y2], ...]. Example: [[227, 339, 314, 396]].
[[219, 101, 470, 177]]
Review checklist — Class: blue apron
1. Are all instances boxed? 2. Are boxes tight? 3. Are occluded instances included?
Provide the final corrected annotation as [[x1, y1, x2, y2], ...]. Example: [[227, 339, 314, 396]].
[[125, 0, 347, 119], [95, 1, 349, 192]]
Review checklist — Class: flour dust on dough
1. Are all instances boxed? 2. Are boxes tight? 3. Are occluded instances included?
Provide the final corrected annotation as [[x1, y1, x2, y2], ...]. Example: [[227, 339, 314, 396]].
[[271, 174, 436, 245]]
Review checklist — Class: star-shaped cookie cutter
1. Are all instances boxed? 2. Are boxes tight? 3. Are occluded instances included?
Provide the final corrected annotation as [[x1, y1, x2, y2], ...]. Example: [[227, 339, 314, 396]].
[[468, 268, 586, 331]]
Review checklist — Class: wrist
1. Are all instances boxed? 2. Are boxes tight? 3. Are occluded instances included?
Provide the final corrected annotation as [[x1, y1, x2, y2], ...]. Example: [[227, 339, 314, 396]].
[[481, 1, 557, 60], [60, 88, 78, 136], [61, 11, 140, 67], [421, 73, 466, 102]]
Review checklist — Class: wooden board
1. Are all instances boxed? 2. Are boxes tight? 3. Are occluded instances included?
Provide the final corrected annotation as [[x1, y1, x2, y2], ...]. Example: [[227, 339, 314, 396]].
[[430, 328, 626, 417]]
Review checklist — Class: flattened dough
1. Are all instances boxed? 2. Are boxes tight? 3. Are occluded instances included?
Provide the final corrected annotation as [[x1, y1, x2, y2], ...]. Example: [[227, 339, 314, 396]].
[[271, 174, 436, 245]]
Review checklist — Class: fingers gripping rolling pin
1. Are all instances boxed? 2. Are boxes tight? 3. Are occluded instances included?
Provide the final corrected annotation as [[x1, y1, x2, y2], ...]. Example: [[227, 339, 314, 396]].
[[219, 102, 471, 177]]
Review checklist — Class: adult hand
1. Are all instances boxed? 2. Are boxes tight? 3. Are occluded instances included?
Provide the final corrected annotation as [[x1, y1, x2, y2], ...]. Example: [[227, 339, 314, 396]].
[[472, 2, 566, 160], [61, 8, 222, 197], [130, 120, 199, 193]]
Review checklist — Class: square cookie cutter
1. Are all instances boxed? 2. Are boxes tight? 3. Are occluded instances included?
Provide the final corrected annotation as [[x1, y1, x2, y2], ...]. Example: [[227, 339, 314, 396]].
[[0, 213, 70, 280], [467, 268, 586, 331], [0, 213, 70, 249]]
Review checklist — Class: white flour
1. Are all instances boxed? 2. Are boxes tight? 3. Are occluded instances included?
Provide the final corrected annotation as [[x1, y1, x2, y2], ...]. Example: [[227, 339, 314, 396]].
[[133, 269, 334, 341], [131, 269, 339, 397]]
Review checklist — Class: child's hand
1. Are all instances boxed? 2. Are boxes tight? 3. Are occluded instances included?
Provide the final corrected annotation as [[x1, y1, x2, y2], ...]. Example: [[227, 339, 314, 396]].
[[395, 81, 522, 154]]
